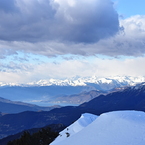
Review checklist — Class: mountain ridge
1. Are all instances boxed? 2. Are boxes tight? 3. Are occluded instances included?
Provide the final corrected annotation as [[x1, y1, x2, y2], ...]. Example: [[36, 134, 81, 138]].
[[0, 76, 144, 106], [0, 96, 60, 114], [1, 83, 145, 139], [1, 76, 145, 88]]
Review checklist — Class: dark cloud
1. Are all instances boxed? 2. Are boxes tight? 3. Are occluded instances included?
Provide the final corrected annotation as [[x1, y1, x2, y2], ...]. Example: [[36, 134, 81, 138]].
[[1, 1, 144, 58], [0, 0, 120, 43]]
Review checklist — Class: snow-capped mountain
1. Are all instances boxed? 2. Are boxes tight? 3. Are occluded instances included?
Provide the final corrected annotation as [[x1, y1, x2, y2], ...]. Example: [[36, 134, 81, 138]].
[[28, 76, 145, 88], [1, 76, 145, 89], [1, 76, 145, 106], [51, 111, 145, 145]]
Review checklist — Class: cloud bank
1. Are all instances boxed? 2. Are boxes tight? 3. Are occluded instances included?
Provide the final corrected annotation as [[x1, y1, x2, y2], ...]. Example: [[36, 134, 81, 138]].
[[0, 0, 145, 57], [0, 0, 119, 43], [1, 56, 145, 83]]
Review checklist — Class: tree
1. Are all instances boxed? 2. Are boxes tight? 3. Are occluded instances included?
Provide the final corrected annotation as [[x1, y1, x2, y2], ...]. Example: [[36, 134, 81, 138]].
[[7, 128, 59, 145]]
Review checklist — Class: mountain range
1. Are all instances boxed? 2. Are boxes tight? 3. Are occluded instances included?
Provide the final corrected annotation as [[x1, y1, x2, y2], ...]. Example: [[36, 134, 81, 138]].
[[0, 76, 144, 106], [1, 76, 145, 88], [1, 82, 145, 140], [45, 90, 108, 105]]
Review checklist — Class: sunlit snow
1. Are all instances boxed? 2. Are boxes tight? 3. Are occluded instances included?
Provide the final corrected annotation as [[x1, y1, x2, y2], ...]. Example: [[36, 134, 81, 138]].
[[51, 111, 145, 145], [50, 113, 97, 145]]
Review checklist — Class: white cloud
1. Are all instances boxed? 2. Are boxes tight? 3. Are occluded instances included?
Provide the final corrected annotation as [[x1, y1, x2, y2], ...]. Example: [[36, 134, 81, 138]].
[[27, 56, 145, 81], [0, 56, 145, 83]]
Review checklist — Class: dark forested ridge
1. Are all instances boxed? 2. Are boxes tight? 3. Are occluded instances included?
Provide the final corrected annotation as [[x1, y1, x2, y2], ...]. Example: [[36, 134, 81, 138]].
[[0, 124, 65, 145], [7, 128, 58, 145]]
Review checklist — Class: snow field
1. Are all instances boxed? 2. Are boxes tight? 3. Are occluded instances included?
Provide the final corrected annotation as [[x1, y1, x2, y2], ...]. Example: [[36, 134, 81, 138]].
[[51, 111, 145, 145]]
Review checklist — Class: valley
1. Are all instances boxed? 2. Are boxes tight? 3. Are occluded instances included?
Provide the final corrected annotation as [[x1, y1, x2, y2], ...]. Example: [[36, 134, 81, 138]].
[[1, 81, 145, 144], [0, 76, 143, 106]]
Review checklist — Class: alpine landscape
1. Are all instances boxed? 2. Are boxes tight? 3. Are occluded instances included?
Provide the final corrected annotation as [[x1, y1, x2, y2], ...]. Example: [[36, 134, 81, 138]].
[[0, 0, 145, 145]]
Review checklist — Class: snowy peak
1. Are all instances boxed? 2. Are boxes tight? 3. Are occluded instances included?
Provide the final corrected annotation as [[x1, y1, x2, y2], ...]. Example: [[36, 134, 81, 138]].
[[1, 76, 145, 89], [51, 111, 145, 145], [131, 82, 145, 90], [32, 76, 145, 87], [50, 113, 97, 145]]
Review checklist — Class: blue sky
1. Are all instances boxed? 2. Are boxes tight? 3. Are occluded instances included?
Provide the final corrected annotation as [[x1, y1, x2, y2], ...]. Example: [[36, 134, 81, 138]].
[[113, 0, 145, 18], [0, 0, 145, 84]]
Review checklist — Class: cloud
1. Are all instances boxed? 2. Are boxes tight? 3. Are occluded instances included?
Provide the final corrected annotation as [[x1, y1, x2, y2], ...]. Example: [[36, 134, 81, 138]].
[[0, 0, 18, 13], [101, 15, 145, 56], [0, 0, 119, 43], [1, 56, 145, 83], [50, 0, 120, 43], [0, 1, 145, 58]]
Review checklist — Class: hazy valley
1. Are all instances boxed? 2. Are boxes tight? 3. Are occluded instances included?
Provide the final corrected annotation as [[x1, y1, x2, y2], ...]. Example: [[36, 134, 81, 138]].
[[0, 76, 144, 106]]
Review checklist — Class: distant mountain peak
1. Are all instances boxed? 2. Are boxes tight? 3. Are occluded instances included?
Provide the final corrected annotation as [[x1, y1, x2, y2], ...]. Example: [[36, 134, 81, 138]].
[[1, 76, 145, 88]]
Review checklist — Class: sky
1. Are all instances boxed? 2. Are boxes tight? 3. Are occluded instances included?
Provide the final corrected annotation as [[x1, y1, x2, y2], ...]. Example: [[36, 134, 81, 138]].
[[0, 0, 145, 84]]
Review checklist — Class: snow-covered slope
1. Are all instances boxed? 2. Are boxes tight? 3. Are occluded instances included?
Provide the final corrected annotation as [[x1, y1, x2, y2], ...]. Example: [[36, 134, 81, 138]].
[[50, 113, 97, 145], [51, 111, 145, 145]]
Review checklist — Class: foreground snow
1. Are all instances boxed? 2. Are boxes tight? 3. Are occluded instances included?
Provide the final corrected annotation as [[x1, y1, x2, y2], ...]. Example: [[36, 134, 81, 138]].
[[50, 113, 97, 145], [51, 111, 145, 145]]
